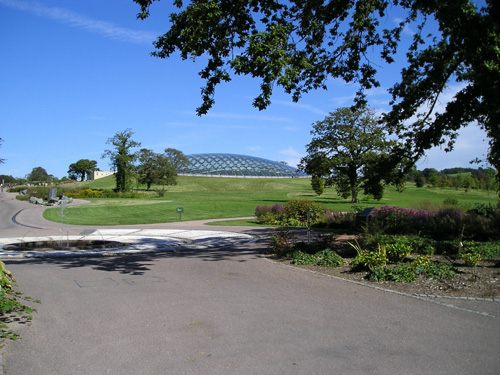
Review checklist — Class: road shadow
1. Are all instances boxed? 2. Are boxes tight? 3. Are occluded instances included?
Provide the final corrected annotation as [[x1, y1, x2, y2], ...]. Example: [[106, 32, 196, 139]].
[[3, 237, 272, 276]]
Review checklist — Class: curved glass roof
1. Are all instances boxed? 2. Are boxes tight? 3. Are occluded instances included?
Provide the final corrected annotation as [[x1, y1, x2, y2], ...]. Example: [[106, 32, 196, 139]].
[[179, 153, 307, 178]]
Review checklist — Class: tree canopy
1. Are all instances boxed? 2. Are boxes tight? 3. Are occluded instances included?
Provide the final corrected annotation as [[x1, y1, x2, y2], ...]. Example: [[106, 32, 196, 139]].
[[26, 167, 52, 183], [134, 0, 500, 176], [68, 159, 98, 181], [300, 107, 404, 202], [163, 148, 190, 172], [102, 129, 141, 192], [137, 149, 179, 189]]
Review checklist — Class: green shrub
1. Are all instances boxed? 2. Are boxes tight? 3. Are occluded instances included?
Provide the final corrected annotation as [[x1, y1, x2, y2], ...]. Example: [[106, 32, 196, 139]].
[[270, 229, 296, 256], [385, 243, 413, 262], [350, 242, 388, 271], [289, 250, 318, 265], [411, 255, 432, 270], [0, 261, 14, 292], [287, 249, 345, 267], [423, 262, 456, 280], [369, 264, 419, 282], [461, 252, 482, 267], [316, 250, 345, 267], [461, 241, 500, 258], [77, 188, 104, 198], [0, 261, 37, 340], [281, 199, 324, 226], [378, 235, 435, 255]]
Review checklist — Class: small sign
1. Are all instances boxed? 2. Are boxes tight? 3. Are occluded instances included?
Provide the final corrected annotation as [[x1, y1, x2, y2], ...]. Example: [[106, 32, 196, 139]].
[[359, 207, 375, 217], [176, 207, 184, 220]]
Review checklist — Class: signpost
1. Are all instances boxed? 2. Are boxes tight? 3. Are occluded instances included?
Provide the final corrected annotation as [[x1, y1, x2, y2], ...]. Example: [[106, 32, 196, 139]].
[[176, 207, 184, 220], [359, 207, 375, 228], [307, 208, 311, 244]]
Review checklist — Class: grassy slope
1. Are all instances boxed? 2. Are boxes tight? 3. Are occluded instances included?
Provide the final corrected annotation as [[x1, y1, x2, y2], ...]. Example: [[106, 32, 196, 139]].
[[43, 176, 499, 225]]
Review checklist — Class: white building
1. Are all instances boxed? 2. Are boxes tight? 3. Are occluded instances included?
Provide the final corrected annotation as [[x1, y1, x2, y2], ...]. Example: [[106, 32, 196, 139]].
[[89, 171, 115, 180]]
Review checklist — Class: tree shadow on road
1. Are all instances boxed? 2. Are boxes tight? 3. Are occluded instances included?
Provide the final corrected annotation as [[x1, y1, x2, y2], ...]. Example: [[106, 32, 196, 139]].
[[3, 236, 271, 276]]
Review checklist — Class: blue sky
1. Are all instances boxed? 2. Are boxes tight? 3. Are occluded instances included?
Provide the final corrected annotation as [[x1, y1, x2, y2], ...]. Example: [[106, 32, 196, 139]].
[[0, 0, 491, 179]]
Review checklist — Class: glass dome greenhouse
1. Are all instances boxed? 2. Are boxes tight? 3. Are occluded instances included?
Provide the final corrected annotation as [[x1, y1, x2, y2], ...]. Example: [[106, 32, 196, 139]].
[[178, 153, 307, 178]]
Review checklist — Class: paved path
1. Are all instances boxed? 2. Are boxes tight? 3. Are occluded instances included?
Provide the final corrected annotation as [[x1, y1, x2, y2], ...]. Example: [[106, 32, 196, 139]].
[[1, 192, 500, 374]]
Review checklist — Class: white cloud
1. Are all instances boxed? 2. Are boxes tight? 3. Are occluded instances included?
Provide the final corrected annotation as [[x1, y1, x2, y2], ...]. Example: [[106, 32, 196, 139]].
[[275, 100, 329, 117], [279, 147, 304, 168], [417, 124, 489, 170], [393, 17, 416, 36], [0, 0, 157, 44]]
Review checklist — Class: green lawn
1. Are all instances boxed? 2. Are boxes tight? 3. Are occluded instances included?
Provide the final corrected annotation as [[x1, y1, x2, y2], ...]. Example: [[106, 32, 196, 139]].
[[43, 176, 499, 226]]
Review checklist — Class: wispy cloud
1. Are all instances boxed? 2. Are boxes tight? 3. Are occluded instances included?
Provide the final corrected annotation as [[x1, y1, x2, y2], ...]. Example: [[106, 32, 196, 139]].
[[278, 146, 304, 168], [0, 0, 157, 44], [88, 116, 108, 121], [275, 100, 329, 117], [280, 146, 303, 158], [393, 17, 416, 36], [203, 111, 293, 123], [329, 93, 357, 107]]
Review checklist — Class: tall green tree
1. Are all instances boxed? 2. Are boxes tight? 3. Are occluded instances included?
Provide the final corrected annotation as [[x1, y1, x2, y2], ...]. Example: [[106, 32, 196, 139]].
[[163, 148, 189, 172], [137, 149, 177, 190], [26, 167, 52, 183], [414, 171, 425, 188], [133, 0, 500, 181], [102, 129, 141, 192], [427, 169, 439, 188], [300, 107, 404, 203], [68, 159, 98, 181]]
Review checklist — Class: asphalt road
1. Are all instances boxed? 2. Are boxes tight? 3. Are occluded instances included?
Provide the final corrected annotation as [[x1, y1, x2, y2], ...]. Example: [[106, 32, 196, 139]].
[[1, 191, 500, 374]]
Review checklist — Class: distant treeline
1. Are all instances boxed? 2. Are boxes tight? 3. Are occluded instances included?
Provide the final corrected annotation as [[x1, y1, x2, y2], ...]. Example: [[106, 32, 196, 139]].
[[410, 167, 498, 192]]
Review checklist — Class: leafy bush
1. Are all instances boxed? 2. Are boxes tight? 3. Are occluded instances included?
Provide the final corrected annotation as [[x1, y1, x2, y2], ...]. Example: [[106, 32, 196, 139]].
[[255, 204, 276, 224], [288, 249, 345, 267], [385, 243, 412, 263], [316, 250, 345, 267], [255, 210, 278, 225], [368, 205, 499, 241], [289, 250, 318, 265], [256, 200, 325, 227], [319, 209, 357, 230], [369, 264, 419, 282], [370, 206, 432, 235], [411, 255, 432, 270], [350, 242, 388, 271], [76, 188, 104, 198], [461, 252, 482, 267], [423, 262, 456, 280], [281, 199, 324, 226], [462, 241, 500, 258], [270, 229, 296, 256], [429, 208, 466, 240], [378, 235, 435, 255], [0, 261, 14, 292], [0, 261, 37, 340]]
